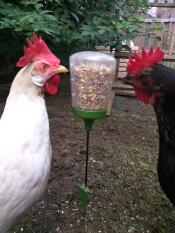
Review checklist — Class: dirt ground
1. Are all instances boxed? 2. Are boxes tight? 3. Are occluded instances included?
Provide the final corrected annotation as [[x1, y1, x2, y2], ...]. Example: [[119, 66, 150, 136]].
[[1, 90, 175, 233]]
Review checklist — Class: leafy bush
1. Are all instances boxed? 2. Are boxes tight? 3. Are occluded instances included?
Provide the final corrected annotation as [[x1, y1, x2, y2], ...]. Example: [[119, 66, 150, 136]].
[[0, 0, 60, 77], [0, 0, 148, 79]]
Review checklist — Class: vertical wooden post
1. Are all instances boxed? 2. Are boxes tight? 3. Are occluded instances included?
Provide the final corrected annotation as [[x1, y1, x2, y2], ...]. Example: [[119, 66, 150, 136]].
[[107, 57, 120, 116], [169, 22, 175, 55]]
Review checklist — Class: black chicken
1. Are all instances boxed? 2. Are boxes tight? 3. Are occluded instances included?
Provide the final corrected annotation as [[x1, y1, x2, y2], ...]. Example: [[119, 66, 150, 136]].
[[125, 47, 175, 205]]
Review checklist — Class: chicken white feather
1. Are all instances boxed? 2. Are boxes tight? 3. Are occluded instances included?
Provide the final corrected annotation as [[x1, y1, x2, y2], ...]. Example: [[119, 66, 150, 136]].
[[0, 65, 51, 232]]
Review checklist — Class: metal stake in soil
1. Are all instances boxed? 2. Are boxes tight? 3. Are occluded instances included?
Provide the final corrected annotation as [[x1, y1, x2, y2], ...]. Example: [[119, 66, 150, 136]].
[[77, 129, 90, 213], [85, 131, 90, 186]]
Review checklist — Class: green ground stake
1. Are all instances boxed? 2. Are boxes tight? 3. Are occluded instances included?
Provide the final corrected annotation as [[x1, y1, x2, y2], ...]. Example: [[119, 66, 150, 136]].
[[77, 184, 89, 212], [78, 129, 90, 213], [72, 107, 106, 213]]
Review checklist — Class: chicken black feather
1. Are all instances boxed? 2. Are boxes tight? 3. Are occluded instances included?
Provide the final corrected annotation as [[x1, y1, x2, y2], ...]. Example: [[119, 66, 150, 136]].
[[126, 62, 175, 205], [152, 64, 175, 204]]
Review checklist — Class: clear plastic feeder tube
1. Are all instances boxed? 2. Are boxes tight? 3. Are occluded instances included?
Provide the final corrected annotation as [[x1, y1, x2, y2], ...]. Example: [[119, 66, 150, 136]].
[[70, 51, 116, 113]]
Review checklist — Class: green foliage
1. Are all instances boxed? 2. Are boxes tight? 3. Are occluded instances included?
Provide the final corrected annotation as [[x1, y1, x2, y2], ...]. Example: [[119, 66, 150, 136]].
[[0, 0, 148, 78], [0, 0, 61, 77]]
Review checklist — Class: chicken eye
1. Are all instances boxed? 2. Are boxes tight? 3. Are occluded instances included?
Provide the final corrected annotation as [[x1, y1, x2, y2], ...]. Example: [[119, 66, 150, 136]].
[[141, 77, 147, 85], [41, 65, 46, 71]]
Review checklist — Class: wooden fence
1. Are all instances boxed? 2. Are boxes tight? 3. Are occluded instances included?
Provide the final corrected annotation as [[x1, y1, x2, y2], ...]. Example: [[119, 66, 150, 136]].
[[103, 2, 175, 115]]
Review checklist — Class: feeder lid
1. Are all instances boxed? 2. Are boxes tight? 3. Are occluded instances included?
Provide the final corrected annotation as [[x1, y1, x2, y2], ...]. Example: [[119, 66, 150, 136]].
[[70, 51, 116, 65]]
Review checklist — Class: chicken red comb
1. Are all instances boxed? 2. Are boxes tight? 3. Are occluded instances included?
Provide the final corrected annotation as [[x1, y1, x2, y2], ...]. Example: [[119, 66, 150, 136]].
[[16, 33, 60, 67], [127, 47, 164, 77]]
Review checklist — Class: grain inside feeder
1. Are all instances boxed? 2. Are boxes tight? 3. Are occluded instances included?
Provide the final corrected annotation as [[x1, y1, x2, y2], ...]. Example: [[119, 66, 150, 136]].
[[70, 51, 116, 119]]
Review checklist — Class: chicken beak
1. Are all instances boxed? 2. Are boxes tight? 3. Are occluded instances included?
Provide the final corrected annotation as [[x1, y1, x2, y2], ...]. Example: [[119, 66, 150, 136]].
[[55, 65, 68, 74]]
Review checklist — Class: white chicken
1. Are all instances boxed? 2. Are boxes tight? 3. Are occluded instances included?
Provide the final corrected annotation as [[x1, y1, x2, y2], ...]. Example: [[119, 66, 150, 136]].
[[0, 33, 67, 232]]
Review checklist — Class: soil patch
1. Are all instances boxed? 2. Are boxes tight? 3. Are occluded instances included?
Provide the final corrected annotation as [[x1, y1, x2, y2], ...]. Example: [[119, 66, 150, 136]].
[[0, 93, 174, 233]]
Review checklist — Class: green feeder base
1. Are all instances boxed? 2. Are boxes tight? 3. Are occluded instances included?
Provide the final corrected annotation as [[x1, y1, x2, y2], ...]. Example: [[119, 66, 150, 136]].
[[72, 107, 107, 131], [72, 107, 107, 119]]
